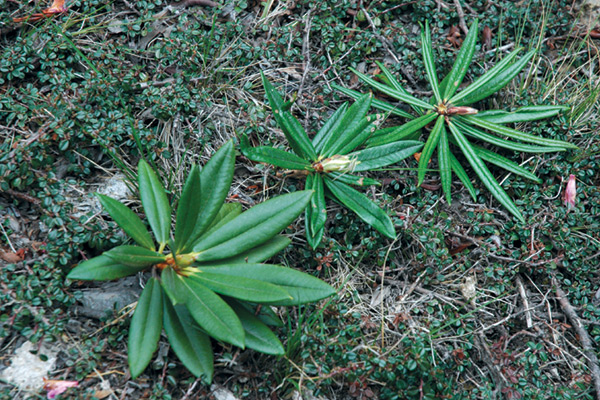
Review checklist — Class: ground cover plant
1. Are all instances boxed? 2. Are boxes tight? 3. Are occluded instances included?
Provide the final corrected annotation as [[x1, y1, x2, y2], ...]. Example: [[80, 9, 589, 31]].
[[1, 0, 599, 399], [241, 73, 423, 248]]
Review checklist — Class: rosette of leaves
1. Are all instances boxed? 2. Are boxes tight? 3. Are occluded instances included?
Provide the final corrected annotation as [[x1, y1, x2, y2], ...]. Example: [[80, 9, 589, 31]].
[[67, 141, 335, 382], [334, 20, 577, 222], [240, 73, 423, 248]]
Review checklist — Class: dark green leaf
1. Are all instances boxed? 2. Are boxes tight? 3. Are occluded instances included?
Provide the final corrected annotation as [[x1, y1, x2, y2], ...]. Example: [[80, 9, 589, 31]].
[[96, 194, 155, 250], [185, 141, 236, 249], [471, 144, 542, 183], [348, 140, 423, 171], [349, 67, 435, 110], [240, 135, 312, 170], [179, 277, 245, 347], [442, 20, 478, 101], [327, 172, 380, 186], [193, 191, 312, 261], [421, 21, 442, 103], [262, 73, 317, 160], [199, 264, 335, 306], [161, 267, 187, 305], [163, 301, 214, 381], [366, 113, 437, 147], [187, 271, 292, 303], [195, 236, 291, 265], [138, 160, 171, 246], [461, 116, 578, 149], [104, 245, 166, 267], [454, 118, 567, 153], [448, 121, 525, 222], [438, 126, 452, 203], [67, 255, 145, 281], [226, 299, 284, 355], [324, 178, 395, 239], [375, 61, 424, 115], [202, 203, 242, 238], [313, 103, 348, 152], [175, 165, 201, 253], [319, 93, 373, 156], [308, 174, 327, 235], [418, 115, 445, 185], [449, 48, 527, 105], [128, 278, 163, 379], [332, 83, 415, 119], [475, 105, 567, 124], [449, 153, 477, 201]]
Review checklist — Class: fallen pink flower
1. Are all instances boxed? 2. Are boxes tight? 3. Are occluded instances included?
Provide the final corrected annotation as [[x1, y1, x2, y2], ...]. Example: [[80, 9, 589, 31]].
[[43, 378, 79, 399], [564, 174, 577, 209]]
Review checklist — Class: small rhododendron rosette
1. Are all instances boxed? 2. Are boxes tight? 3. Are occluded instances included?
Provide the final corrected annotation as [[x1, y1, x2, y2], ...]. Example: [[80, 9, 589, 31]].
[[241, 73, 424, 248], [335, 20, 578, 222], [67, 141, 335, 383]]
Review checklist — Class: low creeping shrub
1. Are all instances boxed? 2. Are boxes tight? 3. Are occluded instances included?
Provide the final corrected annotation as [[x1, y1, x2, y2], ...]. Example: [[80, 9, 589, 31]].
[[67, 141, 335, 382], [241, 73, 423, 248]]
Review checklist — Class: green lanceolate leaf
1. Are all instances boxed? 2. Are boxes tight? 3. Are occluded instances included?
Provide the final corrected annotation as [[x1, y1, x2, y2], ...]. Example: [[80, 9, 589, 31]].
[[442, 20, 478, 101], [449, 153, 477, 201], [175, 165, 201, 253], [313, 102, 349, 152], [199, 264, 335, 306], [418, 115, 445, 186], [461, 116, 578, 149], [240, 135, 313, 171], [449, 47, 524, 105], [163, 301, 214, 381], [324, 178, 395, 239], [349, 68, 435, 111], [454, 119, 565, 153], [319, 93, 373, 156], [308, 174, 327, 240], [262, 73, 317, 160], [366, 113, 437, 147], [332, 83, 415, 119], [421, 21, 442, 103], [96, 194, 155, 250], [327, 172, 380, 186], [128, 278, 163, 379], [375, 61, 424, 115], [104, 245, 166, 267], [193, 191, 312, 261], [179, 277, 245, 348], [457, 50, 535, 105], [226, 299, 284, 355], [187, 271, 292, 303], [138, 160, 171, 246], [185, 141, 236, 249], [67, 255, 145, 281], [438, 126, 452, 203], [202, 203, 243, 238], [196, 236, 291, 265], [471, 144, 542, 183], [476, 105, 566, 124], [160, 267, 187, 305], [448, 121, 525, 222], [349, 140, 423, 171]]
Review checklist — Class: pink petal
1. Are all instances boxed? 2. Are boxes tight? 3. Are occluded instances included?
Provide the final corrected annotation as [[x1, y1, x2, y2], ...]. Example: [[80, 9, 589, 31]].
[[564, 174, 577, 209], [44, 379, 78, 399]]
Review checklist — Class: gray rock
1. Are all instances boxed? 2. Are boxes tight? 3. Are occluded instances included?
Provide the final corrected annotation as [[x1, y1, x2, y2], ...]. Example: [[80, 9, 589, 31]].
[[77, 277, 142, 319]]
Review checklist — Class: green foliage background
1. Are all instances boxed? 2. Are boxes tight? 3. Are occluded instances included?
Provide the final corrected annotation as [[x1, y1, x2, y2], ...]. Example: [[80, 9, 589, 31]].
[[0, 0, 599, 398]]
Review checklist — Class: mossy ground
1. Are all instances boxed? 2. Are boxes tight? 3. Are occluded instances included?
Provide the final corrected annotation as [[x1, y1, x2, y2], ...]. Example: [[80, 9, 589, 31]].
[[1, 0, 599, 398]]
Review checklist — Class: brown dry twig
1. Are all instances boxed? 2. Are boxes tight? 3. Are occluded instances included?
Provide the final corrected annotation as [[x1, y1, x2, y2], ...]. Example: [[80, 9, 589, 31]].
[[552, 276, 600, 400]]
